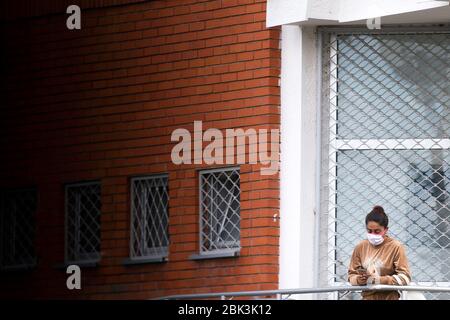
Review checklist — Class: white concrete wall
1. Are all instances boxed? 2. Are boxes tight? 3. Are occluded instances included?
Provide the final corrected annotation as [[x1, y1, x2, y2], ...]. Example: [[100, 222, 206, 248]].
[[279, 25, 318, 298]]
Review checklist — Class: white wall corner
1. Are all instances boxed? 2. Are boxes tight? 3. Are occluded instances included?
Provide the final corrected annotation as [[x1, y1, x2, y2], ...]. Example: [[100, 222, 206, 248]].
[[266, 0, 308, 28]]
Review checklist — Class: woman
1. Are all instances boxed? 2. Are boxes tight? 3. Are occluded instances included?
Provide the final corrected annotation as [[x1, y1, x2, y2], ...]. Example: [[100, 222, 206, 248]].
[[348, 205, 411, 300]]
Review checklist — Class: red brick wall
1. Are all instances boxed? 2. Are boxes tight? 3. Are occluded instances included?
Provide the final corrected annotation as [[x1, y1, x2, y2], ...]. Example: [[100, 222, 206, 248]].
[[0, 0, 147, 20], [0, 0, 281, 299]]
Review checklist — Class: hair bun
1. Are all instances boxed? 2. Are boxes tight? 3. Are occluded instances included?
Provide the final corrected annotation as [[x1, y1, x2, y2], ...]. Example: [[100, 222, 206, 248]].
[[372, 205, 385, 215]]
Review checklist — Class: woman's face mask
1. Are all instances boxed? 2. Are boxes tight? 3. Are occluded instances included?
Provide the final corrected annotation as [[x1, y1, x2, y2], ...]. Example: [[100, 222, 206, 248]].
[[367, 232, 385, 246], [366, 222, 387, 246]]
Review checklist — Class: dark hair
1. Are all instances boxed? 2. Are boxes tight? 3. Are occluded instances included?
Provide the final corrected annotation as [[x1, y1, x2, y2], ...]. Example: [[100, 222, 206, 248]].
[[365, 205, 389, 228]]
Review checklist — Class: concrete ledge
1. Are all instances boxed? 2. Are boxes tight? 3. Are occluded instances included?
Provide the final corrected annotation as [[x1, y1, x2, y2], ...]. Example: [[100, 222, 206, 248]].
[[189, 250, 240, 260], [123, 256, 168, 265]]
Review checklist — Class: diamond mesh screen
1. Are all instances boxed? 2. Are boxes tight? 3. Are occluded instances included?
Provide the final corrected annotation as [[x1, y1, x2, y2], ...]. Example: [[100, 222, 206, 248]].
[[200, 168, 240, 254], [66, 182, 101, 263], [0, 189, 37, 269], [130, 175, 169, 259], [319, 29, 450, 300]]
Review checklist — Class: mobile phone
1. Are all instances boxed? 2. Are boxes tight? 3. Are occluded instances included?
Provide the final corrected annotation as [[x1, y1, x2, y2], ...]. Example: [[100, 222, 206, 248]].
[[356, 267, 367, 275]]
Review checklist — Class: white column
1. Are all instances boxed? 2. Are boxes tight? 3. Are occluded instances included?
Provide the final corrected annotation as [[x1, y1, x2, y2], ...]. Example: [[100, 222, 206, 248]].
[[279, 25, 318, 299]]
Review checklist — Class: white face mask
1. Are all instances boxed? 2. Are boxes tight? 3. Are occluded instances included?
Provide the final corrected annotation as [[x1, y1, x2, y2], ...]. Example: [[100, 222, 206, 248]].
[[367, 233, 384, 246]]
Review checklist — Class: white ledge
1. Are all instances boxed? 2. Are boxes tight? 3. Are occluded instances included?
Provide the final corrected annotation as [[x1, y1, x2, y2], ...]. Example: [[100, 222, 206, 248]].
[[266, 0, 450, 27]]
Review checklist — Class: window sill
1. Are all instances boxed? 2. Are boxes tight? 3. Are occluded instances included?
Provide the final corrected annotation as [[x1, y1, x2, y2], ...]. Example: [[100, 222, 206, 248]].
[[0, 263, 37, 272], [189, 250, 240, 260], [123, 256, 168, 265], [54, 260, 99, 270]]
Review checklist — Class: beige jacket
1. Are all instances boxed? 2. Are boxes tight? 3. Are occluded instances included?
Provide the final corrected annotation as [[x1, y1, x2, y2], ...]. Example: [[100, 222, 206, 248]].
[[348, 235, 411, 300]]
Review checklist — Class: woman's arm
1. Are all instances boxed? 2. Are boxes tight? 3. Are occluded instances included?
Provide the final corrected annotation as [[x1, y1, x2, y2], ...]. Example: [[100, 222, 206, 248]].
[[377, 244, 411, 285], [348, 245, 367, 285]]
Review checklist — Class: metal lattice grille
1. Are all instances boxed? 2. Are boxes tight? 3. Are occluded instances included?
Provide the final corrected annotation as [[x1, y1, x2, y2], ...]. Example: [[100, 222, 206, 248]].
[[130, 175, 169, 259], [319, 28, 450, 300], [200, 168, 240, 254], [0, 189, 37, 269], [65, 182, 101, 263]]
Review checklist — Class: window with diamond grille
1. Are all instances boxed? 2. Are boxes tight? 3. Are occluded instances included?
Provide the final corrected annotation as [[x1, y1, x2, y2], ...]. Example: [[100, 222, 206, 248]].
[[199, 168, 240, 254], [319, 28, 450, 300], [0, 189, 37, 270], [130, 175, 169, 259], [65, 182, 101, 263]]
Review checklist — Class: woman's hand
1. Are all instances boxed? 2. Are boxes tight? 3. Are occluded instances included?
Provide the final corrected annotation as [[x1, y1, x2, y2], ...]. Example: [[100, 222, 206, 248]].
[[356, 274, 368, 285]]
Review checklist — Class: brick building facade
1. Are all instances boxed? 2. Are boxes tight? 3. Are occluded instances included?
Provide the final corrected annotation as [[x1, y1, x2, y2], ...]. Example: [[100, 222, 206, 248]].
[[0, 0, 281, 299]]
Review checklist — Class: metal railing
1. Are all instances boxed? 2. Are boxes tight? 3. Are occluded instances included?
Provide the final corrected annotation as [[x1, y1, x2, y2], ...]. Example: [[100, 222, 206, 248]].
[[157, 284, 450, 300]]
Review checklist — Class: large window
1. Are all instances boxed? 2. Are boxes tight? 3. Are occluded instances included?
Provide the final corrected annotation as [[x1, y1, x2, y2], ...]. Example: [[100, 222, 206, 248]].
[[320, 28, 450, 299], [65, 182, 101, 264], [0, 189, 37, 270]]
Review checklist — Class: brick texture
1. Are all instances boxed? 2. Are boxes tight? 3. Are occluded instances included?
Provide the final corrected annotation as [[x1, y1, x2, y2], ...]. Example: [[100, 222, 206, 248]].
[[0, 0, 281, 299]]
